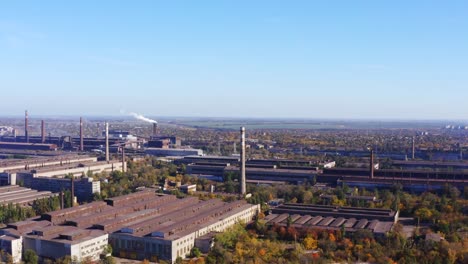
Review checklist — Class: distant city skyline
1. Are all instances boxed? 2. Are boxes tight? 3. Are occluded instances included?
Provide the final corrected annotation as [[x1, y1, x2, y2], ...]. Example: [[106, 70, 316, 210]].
[[1, 1, 467, 120]]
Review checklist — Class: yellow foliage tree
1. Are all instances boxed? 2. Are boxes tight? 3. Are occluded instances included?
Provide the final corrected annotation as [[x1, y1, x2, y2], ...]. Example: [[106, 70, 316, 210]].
[[303, 236, 318, 250]]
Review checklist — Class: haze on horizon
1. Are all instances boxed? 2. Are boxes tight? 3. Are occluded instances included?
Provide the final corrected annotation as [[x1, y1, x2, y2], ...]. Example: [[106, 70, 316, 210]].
[[0, 1, 467, 120]]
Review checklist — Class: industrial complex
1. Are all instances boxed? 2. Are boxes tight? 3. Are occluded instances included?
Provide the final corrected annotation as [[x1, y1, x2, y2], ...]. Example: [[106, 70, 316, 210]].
[[0, 111, 466, 263]]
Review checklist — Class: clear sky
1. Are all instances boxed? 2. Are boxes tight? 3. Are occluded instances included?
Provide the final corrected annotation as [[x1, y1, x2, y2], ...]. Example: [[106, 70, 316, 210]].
[[0, 1, 467, 120]]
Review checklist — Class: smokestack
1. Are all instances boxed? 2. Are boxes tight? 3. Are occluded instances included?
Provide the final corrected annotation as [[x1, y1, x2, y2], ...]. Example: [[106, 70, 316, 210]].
[[79, 117, 84, 151], [60, 191, 64, 209], [412, 137, 415, 160], [240, 127, 246, 196], [152, 123, 158, 136], [105, 122, 109, 162], [25, 110, 29, 143], [121, 145, 127, 173], [70, 177, 75, 207], [41, 120, 46, 143], [370, 149, 374, 179]]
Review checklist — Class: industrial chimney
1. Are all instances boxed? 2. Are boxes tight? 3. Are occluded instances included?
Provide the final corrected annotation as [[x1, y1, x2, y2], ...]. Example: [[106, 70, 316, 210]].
[[152, 123, 158, 137], [79, 117, 84, 151], [105, 122, 109, 162], [70, 176, 75, 207], [60, 191, 64, 210], [412, 137, 415, 160], [25, 110, 29, 143], [240, 127, 246, 196], [369, 149, 374, 179], [41, 120, 46, 143], [121, 145, 127, 173]]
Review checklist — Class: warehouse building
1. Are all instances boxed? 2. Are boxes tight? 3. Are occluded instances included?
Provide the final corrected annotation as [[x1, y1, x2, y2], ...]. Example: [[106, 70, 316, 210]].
[[266, 203, 397, 236], [0, 185, 57, 206], [145, 148, 203, 157], [0, 155, 98, 173], [319, 167, 467, 191], [0, 190, 260, 263], [224, 166, 317, 184], [0, 158, 125, 202]]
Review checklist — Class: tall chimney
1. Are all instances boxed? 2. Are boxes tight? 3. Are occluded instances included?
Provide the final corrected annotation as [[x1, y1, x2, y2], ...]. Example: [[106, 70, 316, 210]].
[[25, 110, 29, 143], [60, 191, 64, 210], [121, 145, 127, 173], [41, 120, 46, 143], [412, 137, 415, 160], [79, 117, 84, 151], [240, 127, 246, 196], [105, 122, 109, 162], [70, 177, 75, 207], [370, 149, 374, 179], [152, 123, 158, 137]]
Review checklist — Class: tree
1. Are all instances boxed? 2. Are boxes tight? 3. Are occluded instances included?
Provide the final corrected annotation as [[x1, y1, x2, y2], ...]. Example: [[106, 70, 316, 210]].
[[415, 207, 433, 223], [303, 236, 318, 250], [191, 247, 202, 258], [24, 249, 38, 264]]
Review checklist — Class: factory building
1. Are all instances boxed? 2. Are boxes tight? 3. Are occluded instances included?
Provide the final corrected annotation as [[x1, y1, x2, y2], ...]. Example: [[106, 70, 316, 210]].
[[148, 136, 181, 148], [319, 167, 467, 191], [0, 157, 125, 202], [186, 164, 317, 183], [24, 177, 99, 202], [0, 161, 120, 202], [0, 190, 260, 263], [247, 158, 314, 167], [0, 155, 97, 171], [11, 160, 123, 183], [0, 142, 58, 151], [145, 148, 203, 157], [186, 163, 230, 176], [225, 166, 317, 184], [175, 155, 240, 165], [23, 227, 109, 262], [391, 160, 468, 170], [0, 186, 56, 206], [266, 203, 397, 236], [0, 155, 99, 185]]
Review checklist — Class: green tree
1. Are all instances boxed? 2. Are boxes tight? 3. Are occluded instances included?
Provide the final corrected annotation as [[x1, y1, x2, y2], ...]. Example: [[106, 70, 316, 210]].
[[191, 247, 202, 258], [24, 249, 38, 264]]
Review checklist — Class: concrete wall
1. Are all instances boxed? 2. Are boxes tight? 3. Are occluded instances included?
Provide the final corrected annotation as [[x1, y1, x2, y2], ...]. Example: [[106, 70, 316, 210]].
[[23, 234, 108, 262], [70, 234, 109, 261], [0, 235, 22, 263]]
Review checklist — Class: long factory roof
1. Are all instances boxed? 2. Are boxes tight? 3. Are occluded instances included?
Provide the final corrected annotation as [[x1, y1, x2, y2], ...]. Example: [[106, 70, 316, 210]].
[[3, 190, 256, 245]]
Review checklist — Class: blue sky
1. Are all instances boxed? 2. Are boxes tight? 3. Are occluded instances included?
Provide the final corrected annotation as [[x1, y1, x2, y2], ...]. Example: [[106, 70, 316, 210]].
[[0, 1, 467, 120]]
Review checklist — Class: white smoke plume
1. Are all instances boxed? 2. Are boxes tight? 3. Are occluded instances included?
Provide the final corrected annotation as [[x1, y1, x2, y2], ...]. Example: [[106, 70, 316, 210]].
[[130, 112, 157, 123], [120, 109, 158, 123]]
